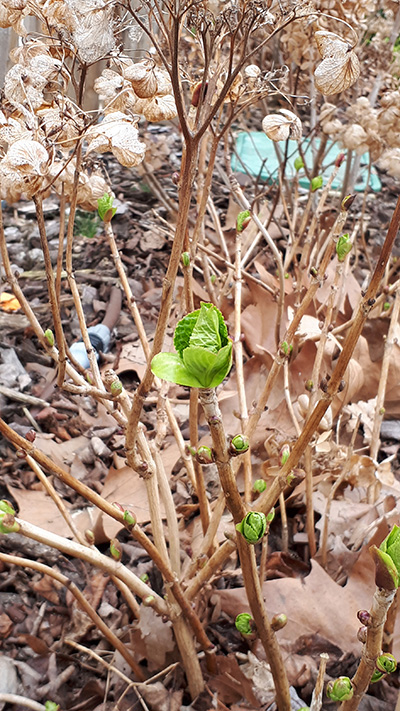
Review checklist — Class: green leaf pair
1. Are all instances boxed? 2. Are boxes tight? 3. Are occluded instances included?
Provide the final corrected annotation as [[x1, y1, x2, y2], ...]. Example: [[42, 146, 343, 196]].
[[0, 500, 19, 534], [151, 303, 232, 389], [370, 525, 400, 590]]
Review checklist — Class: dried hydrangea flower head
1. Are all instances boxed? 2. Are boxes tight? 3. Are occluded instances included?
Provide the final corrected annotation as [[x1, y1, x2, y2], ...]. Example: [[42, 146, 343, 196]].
[[262, 109, 302, 142], [85, 111, 146, 168], [314, 29, 360, 95], [0, 138, 50, 203]]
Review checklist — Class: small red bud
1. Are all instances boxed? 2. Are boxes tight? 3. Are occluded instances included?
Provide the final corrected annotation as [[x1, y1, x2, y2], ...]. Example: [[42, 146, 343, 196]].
[[25, 430, 36, 443]]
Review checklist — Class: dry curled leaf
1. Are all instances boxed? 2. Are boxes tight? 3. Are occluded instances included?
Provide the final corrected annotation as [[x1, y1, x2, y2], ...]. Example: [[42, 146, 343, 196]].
[[143, 94, 177, 122], [85, 111, 146, 167], [124, 60, 158, 98], [65, 0, 115, 63], [314, 30, 360, 95], [94, 69, 137, 114], [262, 109, 302, 141], [0, 0, 27, 34]]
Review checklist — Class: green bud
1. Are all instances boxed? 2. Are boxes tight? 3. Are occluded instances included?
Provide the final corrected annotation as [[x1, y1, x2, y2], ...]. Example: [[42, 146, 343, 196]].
[[236, 210, 251, 233], [286, 472, 295, 485], [211, 274, 217, 284], [44, 329, 54, 346], [336, 233, 352, 262], [370, 669, 385, 684], [230, 434, 250, 455], [123, 510, 136, 527], [140, 573, 149, 583], [341, 194, 356, 211], [379, 407, 386, 415], [110, 379, 123, 396], [294, 156, 304, 171], [370, 525, 400, 590], [383, 302, 390, 311], [45, 703, 60, 711], [266, 507, 275, 523], [311, 176, 323, 192], [280, 444, 290, 466], [235, 612, 254, 635], [0, 500, 15, 515], [236, 512, 267, 544], [110, 538, 122, 561], [143, 595, 155, 606], [326, 677, 353, 702], [84, 529, 95, 545], [98, 193, 117, 222], [0, 514, 19, 534], [271, 613, 287, 631], [280, 341, 292, 356], [181, 252, 190, 267], [376, 653, 397, 674], [298, 708, 310, 711], [196, 445, 214, 465], [253, 479, 267, 493], [305, 379, 314, 392]]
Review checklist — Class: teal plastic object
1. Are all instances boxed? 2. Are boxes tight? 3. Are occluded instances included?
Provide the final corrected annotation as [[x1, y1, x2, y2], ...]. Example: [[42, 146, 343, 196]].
[[231, 132, 381, 193]]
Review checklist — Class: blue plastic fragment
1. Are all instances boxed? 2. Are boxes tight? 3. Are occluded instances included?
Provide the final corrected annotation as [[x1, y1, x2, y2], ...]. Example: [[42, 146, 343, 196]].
[[231, 132, 381, 193]]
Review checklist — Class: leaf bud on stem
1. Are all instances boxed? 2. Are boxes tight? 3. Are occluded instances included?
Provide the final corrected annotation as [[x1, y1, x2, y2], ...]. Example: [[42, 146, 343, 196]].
[[235, 613, 254, 636], [229, 434, 250, 456], [253, 479, 267, 493], [236, 512, 267, 544], [110, 538, 122, 561], [271, 613, 287, 631], [326, 677, 353, 701]]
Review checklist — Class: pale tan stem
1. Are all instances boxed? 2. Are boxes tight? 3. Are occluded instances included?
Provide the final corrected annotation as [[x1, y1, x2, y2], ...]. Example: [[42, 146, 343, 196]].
[[369, 289, 400, 502], [339, 588, 396, 711], [319, 416, 360, 568], [0, 552, 144, 680], [186, 492, 227, 579], [11, 517, 168, 615], [186, 540, 236, 601], [0, 695, 45, 711], [33, 195, 67, 387], [234, 226, 251, 503], [137, 426, 169, 564], [65, 145, 103, 390], [310, 653, 329, 711], [26, 455, 87, 547]]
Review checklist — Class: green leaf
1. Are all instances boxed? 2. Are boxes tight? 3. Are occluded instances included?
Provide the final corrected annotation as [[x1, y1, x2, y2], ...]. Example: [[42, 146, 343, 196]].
[[0, 500, 15, 515], [174, 310, 200, 357], [182, 346, 219, 387], [189, 304, 221, 353], [97, 193, 117, 221], [45, 702, 60, 711], [294, 156, 304, 171], [311, 176, 323, 192], [183, 342, 232, 388], [151, 352, 203, 388], [370, 545, 399, 589], [174, 304, 228, 357]]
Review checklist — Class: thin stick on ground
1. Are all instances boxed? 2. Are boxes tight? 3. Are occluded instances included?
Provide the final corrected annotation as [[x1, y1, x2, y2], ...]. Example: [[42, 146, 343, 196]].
[[0, 552, 145, 680]]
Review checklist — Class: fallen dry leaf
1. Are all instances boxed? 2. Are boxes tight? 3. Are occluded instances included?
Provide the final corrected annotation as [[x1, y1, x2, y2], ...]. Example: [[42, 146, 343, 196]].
[[0, 292, 21, 312]]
